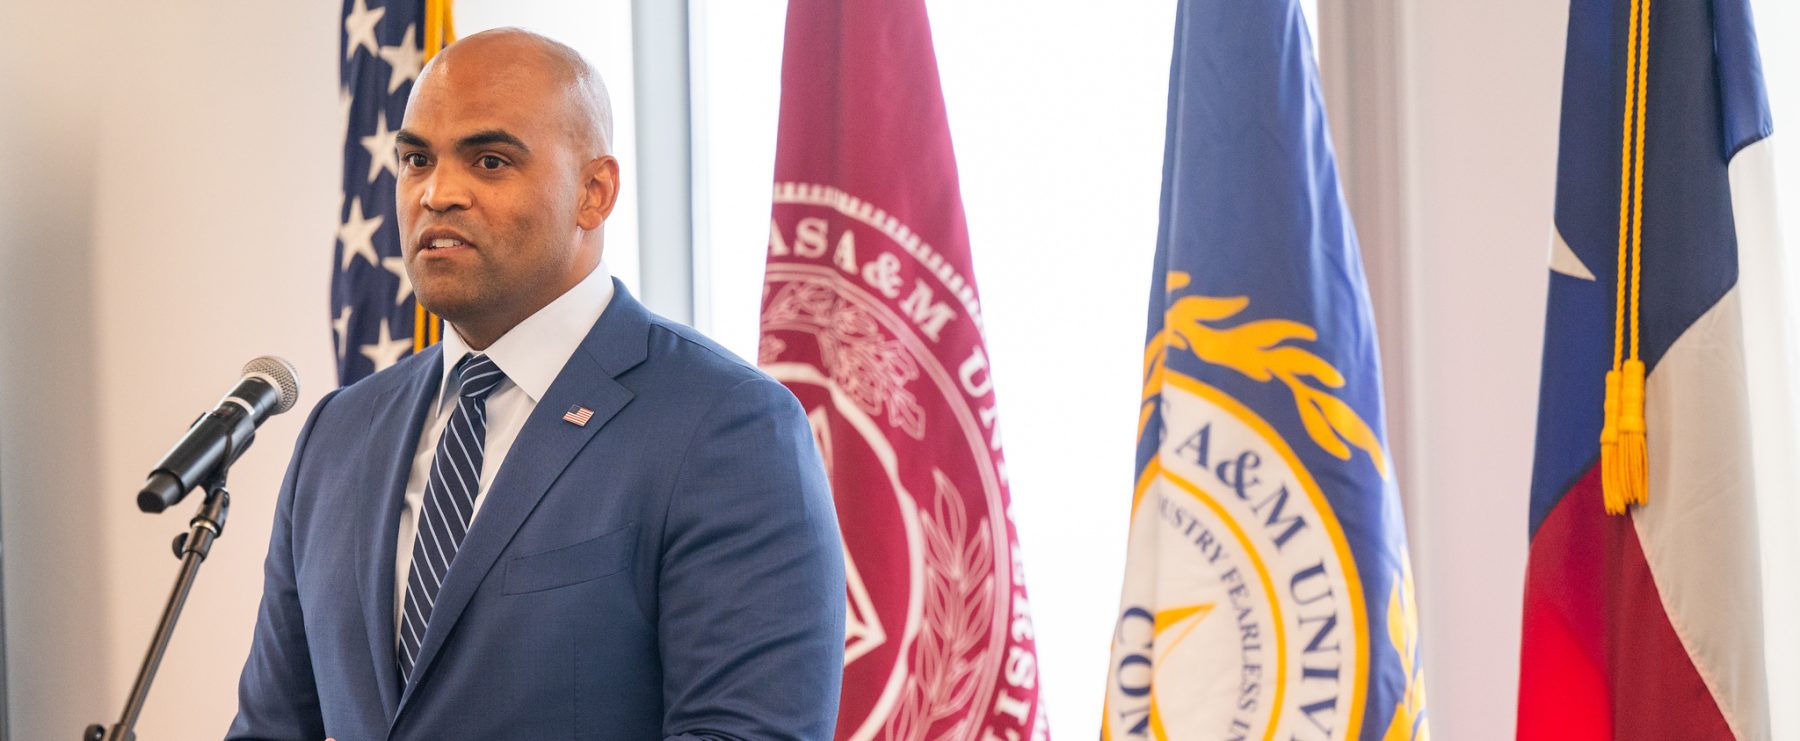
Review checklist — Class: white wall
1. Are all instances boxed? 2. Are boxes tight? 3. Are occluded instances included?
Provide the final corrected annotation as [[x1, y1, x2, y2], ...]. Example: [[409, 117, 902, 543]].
[[1382, 2, 1569, 738], [0, 2, 117, 737], [0, 2, 637, 739], [1745, 2, 1800, 732], [0, 2, 343, 738]]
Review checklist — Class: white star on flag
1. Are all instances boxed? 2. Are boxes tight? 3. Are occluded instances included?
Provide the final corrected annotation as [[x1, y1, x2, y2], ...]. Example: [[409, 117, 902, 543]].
[[359, 321, 412, 373], [382, 255, 413, 305], [378, 26, 424, 94], [332, 306, 353, 364], [1549, 228, 1597, 281], [339, 86, 354, 141], [361, 110, 399, 183], [338, 197, 384, 270], [343, 0, 386, 61]]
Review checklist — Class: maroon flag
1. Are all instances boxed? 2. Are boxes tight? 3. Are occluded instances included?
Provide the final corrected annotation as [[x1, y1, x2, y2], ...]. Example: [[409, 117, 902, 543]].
[[757, 2, 1045, 739]]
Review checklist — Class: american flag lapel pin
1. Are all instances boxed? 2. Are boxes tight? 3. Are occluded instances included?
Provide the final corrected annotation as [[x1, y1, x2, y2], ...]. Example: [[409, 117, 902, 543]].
[[562, 404, 595, 427]]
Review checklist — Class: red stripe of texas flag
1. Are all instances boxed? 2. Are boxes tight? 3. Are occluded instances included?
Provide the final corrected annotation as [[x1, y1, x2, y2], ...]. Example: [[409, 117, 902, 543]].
[[1517, 464, 1733, 739]]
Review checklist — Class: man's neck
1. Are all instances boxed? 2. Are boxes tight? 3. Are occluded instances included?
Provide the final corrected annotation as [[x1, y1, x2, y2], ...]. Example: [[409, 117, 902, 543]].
[[449, 323, 493, 352], [448, 286, 571, 350], [444, 260, 610, 352]]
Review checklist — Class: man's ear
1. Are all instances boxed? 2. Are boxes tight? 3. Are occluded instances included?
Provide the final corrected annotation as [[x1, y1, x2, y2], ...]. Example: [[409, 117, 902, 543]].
[[577, 155, 620, 231]]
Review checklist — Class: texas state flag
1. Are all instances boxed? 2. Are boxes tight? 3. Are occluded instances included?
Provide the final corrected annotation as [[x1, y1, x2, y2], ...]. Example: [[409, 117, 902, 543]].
[[1518, 0, 1787, 737]]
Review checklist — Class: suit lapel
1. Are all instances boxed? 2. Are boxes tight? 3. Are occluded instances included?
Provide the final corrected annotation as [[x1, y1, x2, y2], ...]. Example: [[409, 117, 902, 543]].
[[354, 346, 442, 721], [397, 281, 650, 713]]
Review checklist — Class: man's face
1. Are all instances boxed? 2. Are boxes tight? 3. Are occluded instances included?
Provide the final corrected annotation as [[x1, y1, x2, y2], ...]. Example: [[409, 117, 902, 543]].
[[395, 48, 615, 345]]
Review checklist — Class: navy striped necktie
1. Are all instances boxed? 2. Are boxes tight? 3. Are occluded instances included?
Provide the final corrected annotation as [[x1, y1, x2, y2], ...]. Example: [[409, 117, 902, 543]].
[[398, 353, 505, 685]]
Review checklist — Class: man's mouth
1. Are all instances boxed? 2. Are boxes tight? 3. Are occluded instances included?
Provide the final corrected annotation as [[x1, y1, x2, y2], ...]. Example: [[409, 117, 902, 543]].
[[417, 229, 475, 255]]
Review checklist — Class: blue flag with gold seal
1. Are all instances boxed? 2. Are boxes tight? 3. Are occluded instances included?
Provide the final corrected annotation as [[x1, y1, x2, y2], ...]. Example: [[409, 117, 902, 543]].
[[1103, 1, 1427, 739]]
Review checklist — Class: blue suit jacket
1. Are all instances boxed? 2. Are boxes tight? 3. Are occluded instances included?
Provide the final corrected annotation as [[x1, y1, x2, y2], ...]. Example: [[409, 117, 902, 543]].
[[229, 283, 845, 740]]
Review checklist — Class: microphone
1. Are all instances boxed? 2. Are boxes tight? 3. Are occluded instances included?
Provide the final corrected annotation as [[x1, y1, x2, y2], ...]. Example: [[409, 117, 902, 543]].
[[137, 356, 301, 513]]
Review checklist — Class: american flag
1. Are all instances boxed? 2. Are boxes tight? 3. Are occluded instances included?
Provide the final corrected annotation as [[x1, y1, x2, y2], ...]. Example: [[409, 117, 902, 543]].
[[332, 0, 453, 385], [561, 405, 594, 427]]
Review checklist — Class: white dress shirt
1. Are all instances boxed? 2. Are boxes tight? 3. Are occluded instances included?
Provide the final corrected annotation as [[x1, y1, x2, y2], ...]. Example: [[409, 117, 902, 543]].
[[394, 263, 615, 639]]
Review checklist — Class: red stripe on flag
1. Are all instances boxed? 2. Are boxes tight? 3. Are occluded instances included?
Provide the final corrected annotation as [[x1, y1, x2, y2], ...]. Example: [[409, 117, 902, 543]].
[[1518, 464, 1734, 739]]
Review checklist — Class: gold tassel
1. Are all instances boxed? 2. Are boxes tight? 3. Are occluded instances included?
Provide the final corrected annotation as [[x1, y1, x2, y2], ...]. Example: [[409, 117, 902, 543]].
[[1600, 0, 1652, 515], [1600, 369, 1624, 514], [1615, 359, 1648, 509]]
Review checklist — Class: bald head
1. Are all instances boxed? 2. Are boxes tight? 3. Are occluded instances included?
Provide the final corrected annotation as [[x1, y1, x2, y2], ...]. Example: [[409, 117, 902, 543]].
[[414, 27, 614, 156], [394, 27, 623, 350]]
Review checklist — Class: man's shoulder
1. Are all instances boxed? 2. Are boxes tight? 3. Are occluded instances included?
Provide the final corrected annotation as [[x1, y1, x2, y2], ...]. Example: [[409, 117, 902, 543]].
[[599, 315, 806, 464], [635, 315, 771, 390]]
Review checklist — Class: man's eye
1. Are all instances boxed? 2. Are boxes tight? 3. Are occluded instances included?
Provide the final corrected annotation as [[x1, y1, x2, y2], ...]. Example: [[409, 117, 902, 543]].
[[477, 155, 507, 170], [400, 152, 429, 168]]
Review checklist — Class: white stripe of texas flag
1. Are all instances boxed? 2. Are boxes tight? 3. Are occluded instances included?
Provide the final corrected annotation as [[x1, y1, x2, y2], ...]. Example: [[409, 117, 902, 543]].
[[1635, 136, 1792, 741]]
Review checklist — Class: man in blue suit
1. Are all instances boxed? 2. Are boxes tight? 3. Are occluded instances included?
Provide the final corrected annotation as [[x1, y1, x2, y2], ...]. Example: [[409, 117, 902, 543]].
[[229, 28, 845, 740]]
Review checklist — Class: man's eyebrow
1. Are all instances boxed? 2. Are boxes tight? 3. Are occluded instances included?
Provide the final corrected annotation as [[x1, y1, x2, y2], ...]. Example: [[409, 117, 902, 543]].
[[395, 130, 429, 149], [457, 129, 530, 154]]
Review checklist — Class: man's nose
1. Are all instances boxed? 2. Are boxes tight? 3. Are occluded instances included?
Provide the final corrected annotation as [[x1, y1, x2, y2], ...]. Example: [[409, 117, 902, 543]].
[[419, 166, 472, 213]]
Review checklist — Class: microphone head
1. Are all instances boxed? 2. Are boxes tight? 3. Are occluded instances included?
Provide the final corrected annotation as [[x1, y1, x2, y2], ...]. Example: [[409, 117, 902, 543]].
[[242, 356, 301, 414]]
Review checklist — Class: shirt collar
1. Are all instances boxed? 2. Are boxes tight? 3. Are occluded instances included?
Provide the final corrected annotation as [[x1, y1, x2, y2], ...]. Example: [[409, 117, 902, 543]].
[[438, 262, 615, 405]]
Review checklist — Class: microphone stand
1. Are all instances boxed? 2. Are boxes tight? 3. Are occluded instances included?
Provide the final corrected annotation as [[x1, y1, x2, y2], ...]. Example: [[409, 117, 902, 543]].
[[85, 473, 233, 741]]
